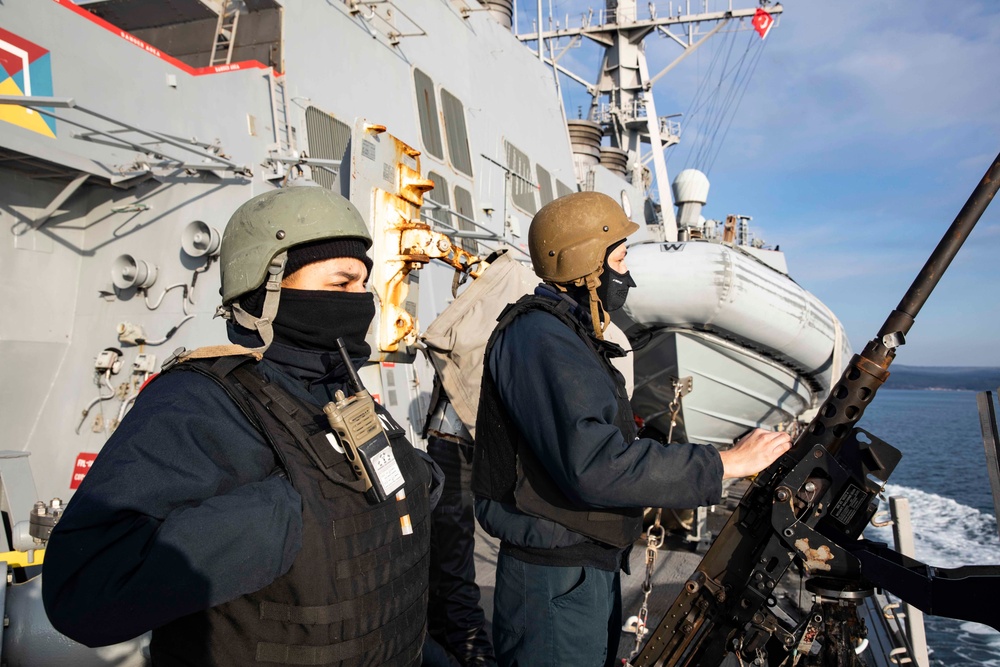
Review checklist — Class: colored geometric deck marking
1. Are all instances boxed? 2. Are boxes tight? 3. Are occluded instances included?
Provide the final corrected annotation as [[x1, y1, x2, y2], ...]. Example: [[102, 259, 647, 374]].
[[0, 77, 56, 137], [0, 26, 56, 136]]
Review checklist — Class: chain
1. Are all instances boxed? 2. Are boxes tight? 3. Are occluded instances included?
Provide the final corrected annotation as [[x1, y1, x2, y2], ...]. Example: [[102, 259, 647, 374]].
[[624, 378, 687, 665], [665, 381, 684, 443], [626, 510, 665, 664]]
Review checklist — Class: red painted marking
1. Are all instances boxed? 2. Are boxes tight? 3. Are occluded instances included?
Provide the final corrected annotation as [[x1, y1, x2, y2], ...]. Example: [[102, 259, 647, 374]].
[[50, 0, 279, 76], [70, 452, 97, 490], [138, 373, 159, 393], [0, 26, 49, 74], [382, 362, 396, 368]]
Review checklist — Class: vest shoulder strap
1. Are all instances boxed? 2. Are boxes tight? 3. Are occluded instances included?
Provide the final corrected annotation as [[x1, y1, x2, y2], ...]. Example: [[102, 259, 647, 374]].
[[169, 357, 366, 493], [168, 355, 267, 442], [492, 294, 608, 362], [161, 345, 262, 372]]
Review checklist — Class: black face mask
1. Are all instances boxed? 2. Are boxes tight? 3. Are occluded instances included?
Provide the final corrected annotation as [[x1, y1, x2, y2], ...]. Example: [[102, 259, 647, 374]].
[[272, 289, 375, 357], [596, 266, 637, 312]]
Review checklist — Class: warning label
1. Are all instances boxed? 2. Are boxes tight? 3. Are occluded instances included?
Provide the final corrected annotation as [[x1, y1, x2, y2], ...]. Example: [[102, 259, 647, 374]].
[[830, 482, 868, 527], [70, 452, 98, 490]]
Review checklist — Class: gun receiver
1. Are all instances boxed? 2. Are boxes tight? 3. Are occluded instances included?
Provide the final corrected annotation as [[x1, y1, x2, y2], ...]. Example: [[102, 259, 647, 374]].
[[633, 152, 1000, 666]]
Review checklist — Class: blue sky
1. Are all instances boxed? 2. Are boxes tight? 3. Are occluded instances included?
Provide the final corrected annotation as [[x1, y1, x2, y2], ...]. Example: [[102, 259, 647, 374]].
[[517, 1, 1000, 367]]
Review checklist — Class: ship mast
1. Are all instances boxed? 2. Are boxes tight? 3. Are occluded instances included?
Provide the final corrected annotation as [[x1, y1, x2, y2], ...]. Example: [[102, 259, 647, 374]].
[[517, 1, 782, 241]]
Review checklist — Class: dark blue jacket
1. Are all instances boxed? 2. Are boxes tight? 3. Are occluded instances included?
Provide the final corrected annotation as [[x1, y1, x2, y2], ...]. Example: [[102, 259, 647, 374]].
[[42, 333, 433, 648], [475, 287, 724, 556]]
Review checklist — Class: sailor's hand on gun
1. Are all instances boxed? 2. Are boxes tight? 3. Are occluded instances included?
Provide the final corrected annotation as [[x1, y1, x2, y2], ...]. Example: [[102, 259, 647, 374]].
[[718, 428, 791, 480]]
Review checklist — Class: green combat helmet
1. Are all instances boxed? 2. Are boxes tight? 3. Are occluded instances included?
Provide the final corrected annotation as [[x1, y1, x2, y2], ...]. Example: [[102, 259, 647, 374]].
[[528, 191, 638, 338], [217, 185, 372, 351]]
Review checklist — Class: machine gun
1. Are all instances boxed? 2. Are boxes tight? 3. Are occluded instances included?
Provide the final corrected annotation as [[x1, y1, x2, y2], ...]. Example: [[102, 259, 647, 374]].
[[632, 152, 1000, 666]]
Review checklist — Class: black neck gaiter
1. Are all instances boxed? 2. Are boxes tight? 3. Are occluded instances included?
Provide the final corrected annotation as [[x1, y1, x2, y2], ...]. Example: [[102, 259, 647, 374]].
[[272, 289, 375, 358], [596, 266, 636, 312]]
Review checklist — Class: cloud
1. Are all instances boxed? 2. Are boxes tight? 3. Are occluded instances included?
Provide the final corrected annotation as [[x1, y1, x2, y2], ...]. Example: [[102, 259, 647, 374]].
[[694, 1, 1000, 169], [516, 0, 1000, 364]]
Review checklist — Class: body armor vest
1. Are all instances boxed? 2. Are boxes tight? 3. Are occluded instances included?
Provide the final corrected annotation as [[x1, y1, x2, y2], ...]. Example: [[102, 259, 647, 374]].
[[151, 356, 430, 666], [472, 295, 643, 549]]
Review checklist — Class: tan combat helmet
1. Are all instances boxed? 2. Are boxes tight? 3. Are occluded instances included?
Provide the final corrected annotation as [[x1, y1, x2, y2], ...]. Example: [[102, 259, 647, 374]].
[[528, 191, 639, 339], [218, 185, 371, 351]]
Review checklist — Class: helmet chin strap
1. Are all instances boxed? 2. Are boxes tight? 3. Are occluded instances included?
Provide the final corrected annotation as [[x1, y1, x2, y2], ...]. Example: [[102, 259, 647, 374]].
[[218, 252, 287, 353], [574, 270, 608, 340]]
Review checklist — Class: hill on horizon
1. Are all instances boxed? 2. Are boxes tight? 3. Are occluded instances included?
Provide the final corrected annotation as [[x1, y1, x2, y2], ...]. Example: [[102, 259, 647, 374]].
[[882, 365, 1000, 391]]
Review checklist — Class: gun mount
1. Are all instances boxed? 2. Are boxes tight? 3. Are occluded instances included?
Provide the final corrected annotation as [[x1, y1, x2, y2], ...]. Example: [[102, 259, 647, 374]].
[[632, 151, 1000, 666]]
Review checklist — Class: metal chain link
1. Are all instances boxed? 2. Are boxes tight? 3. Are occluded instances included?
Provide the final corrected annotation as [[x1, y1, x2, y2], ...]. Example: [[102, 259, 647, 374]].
[[624, 378, 687, 665], [626, 510, 665, 664], [665, 381, 684, 443]]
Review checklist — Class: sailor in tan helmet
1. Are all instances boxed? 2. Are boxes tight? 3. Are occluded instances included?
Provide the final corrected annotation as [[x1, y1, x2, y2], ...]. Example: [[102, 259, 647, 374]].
[[471, 191, 792, 667]]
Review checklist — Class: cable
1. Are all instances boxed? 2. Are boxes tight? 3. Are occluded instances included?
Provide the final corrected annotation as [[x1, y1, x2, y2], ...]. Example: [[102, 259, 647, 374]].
[[706, 35, 767, 174], [116, 372, 150, 424], [144, 283, 187, 310], [697, 31, 752, 171], [76, 370, 116, 434], [142, 315, 196, 346], [695, 29, 742, 170], [673, 28, 730, 169], [674, 25, 770, 178]]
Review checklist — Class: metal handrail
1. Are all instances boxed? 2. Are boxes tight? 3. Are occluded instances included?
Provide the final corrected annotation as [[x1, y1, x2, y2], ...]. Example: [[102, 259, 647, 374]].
[[0, 96, 249, 174]]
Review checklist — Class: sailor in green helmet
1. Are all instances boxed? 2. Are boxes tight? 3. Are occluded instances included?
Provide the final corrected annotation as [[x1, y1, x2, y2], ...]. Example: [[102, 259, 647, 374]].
[[43, 186, 437, 666]]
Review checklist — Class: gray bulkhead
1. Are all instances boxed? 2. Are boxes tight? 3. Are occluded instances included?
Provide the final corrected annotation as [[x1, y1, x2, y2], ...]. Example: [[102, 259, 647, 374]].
[[0, 0, 646, 504], [2, 0, 278, 503]]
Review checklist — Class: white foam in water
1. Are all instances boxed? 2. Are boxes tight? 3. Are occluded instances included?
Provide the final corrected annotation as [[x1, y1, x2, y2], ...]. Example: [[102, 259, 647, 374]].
[[952, 621, 1000, 667], [865, 483, 1000, 665], [961, 621, 1000, 637], [865, 483, 1000, 568]]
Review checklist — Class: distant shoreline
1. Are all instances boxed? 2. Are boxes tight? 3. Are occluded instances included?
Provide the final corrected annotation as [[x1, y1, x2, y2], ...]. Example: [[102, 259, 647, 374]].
[[887, 386, 983, 392], [883, 365, 1000, 392]]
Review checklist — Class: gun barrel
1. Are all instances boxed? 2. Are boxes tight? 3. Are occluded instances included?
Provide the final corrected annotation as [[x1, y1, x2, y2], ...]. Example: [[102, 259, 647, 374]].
[[797, 151, 1000, 459]]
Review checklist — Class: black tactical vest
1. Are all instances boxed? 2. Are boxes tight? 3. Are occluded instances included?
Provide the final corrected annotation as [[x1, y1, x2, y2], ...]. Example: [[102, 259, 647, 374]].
[[472, 295, 643, 549], [151, 357, 430, 666]]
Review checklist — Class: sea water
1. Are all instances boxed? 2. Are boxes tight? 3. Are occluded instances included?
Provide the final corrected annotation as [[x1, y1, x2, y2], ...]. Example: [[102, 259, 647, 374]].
[[860, 389, 1000, 666]]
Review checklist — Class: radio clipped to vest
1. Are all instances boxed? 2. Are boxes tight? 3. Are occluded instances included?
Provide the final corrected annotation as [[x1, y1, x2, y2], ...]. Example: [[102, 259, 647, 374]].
[[323, 338, 406, 504]]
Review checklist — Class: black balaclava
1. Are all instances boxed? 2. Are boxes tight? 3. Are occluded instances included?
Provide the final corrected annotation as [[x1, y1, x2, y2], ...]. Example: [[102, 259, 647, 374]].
[[239, 238, 375, 356], [271, 290, 374, 358], [595, 240, 636, 312]]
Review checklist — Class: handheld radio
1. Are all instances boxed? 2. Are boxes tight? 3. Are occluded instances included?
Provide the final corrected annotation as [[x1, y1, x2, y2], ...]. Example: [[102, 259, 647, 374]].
[[322, 338, 404, 504]]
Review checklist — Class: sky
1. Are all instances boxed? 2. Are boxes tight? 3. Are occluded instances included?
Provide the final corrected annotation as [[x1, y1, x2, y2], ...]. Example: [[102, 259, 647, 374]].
[[516, 0, 1000, 367]]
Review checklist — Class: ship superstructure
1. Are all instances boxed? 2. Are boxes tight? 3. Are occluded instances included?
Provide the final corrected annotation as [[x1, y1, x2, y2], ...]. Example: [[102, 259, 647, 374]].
[[0, 1, 875, 664]]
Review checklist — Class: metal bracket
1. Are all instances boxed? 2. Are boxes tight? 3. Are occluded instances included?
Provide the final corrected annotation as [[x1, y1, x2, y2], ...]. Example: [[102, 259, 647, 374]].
[[18, 173, 89, 233], [881, 331, 906, 350], [0, 96, 251, 177]]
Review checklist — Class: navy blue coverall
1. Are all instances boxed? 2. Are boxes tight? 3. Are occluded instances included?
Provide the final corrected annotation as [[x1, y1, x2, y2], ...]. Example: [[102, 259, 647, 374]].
[[476, 287, 725, 667]]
